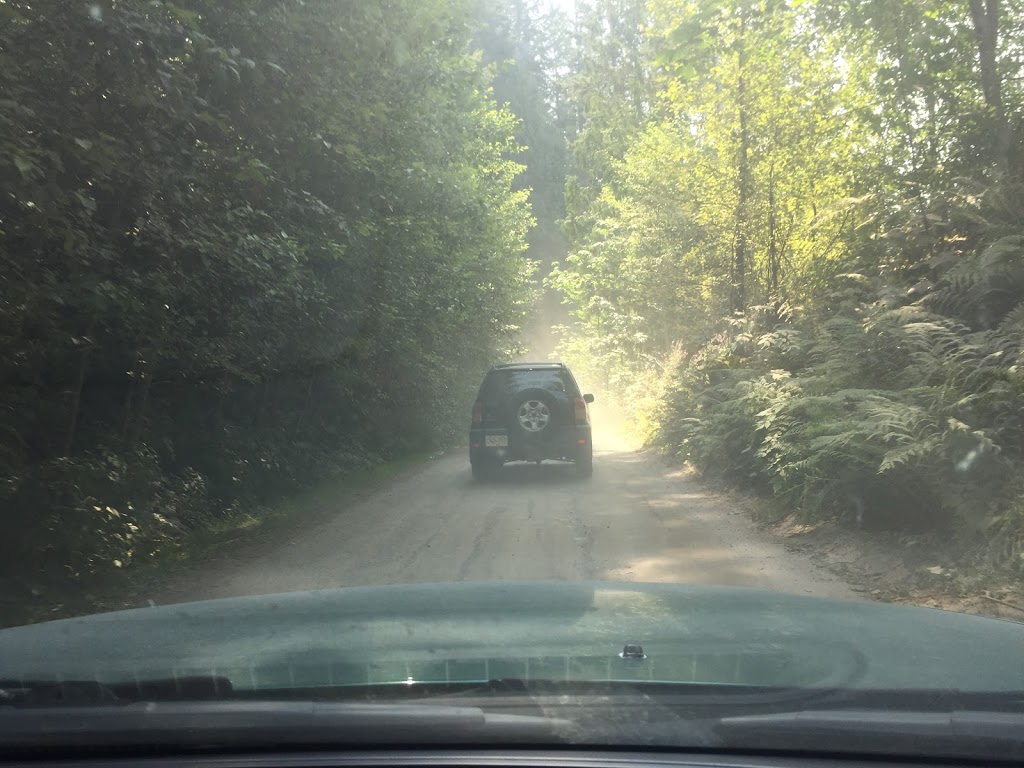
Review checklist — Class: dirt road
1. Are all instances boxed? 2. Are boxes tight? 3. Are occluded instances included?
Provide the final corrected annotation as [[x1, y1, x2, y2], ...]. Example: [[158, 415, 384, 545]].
[[157, 438, 855, 605]]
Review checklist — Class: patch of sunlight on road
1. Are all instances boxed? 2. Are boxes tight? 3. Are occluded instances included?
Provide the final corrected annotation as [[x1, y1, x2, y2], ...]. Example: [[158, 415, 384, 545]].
[[647, 494, 710, 507], [605, 547, 762, 584]]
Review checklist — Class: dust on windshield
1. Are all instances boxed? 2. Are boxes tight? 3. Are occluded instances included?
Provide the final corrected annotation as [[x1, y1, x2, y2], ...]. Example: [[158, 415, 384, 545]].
[[1, 0, 1022, 630]]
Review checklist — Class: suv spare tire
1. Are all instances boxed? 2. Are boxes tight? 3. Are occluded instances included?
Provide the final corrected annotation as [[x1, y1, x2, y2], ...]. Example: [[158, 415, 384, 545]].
[[509, 388, 559, 436]]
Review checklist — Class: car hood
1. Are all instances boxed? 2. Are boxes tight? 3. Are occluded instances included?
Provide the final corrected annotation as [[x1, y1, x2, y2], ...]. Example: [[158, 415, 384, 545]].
[[0, 581, 1021, 693]]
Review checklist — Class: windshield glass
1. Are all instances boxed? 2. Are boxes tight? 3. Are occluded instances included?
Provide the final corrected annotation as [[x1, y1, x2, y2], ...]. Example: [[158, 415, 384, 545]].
[[2, 0, 1024, 762]]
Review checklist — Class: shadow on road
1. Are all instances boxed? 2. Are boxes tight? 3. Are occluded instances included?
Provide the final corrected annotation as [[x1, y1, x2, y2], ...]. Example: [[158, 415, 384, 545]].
[[150, 445, 855, 605], [470, 460, 582, 485]]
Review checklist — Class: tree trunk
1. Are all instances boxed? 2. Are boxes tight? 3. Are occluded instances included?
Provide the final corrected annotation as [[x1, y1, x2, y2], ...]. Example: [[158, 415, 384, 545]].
[[768, 160, 779, 302], [216, 371, 230, 425], [121, 347, 142, 440], [131, 354, 155, 445], [967, 0, 1014, 174], [63, 316, 97, 457], [733, 12, 751, 314]]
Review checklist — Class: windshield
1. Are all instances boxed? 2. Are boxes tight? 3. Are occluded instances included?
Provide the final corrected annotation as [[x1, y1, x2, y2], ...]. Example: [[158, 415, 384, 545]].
[[2, 0, 1024, 762]]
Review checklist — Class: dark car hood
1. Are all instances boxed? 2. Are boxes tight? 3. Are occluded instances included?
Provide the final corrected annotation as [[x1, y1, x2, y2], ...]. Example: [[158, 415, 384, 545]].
[[0, 582, 1021, 693]]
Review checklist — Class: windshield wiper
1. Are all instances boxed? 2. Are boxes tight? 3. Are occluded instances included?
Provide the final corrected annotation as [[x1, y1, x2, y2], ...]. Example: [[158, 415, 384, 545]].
[[0, 700, 569, 756], [716, 708, 1024, 761], [0, 677, 227, 707]]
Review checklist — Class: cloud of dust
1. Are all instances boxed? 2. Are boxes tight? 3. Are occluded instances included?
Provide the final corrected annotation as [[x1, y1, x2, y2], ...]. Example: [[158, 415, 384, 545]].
[[587, 396, 643, 452], [519, 272, 645, 453]]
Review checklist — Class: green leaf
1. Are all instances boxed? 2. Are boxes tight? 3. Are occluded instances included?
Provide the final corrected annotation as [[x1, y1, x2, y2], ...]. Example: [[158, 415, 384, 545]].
[[74, 191, 97, 215], [14, 155, 34, 178]]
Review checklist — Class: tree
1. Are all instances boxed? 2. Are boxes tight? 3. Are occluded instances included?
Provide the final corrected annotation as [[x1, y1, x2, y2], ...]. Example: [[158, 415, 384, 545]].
[[471, 0, 574, 355], [0, 0, 534, 598], [550, 0, 1024, 564]]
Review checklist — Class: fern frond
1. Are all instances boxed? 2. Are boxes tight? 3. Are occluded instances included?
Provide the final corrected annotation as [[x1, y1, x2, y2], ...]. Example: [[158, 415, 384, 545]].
[[878, 434, 944, 473]]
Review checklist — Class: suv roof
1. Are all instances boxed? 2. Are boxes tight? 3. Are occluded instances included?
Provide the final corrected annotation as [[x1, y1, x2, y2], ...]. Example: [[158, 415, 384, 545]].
[[490, 362, 565, 370]]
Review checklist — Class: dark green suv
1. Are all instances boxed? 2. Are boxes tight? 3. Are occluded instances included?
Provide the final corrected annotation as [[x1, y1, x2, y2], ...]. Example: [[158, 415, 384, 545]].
[[469, 362, 594, 480]]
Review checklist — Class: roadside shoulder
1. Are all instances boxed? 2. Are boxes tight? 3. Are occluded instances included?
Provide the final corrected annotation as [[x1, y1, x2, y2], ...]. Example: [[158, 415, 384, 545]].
[[4, 452, 440, 627]]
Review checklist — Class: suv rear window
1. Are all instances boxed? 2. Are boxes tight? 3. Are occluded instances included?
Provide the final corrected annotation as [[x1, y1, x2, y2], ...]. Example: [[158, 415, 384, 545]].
[[480, 368, 577, 400]]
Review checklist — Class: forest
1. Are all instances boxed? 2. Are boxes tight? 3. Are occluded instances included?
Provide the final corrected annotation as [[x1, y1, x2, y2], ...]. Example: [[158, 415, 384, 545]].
[[2, 0, 1023, 604], [1, 0, 545, 599], [552, 0, 1024, 571]]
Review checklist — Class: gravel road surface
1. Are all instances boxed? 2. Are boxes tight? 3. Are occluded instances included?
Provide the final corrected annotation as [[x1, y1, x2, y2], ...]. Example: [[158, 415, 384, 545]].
[[158, 437, 854, 604]]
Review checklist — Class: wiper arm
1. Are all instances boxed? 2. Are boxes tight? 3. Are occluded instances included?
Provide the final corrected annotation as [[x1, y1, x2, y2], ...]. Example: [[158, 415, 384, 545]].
[[718, 709, 1024, 761], [0, 700, 568, 755]]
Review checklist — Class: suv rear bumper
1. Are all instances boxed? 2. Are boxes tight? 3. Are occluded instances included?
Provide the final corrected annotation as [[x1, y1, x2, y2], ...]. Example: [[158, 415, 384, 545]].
[[469, 425, 592, 464]]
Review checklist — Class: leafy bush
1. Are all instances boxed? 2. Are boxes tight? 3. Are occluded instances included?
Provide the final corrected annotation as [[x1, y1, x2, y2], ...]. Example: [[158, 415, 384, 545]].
[[0, 446, 198, 590], [653, 269, 1024, 554], [0, 0, 534, 597]]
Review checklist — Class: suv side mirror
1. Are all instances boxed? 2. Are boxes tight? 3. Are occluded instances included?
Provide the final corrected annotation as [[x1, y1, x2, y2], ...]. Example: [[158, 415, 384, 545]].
[[583, 393, 595, 404]]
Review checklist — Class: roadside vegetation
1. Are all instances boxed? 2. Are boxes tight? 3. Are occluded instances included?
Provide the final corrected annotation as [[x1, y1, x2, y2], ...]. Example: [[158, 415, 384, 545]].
[[551, 0, 1024, 575], [0, 0, 552, 605], [1, 451, 433, 628]]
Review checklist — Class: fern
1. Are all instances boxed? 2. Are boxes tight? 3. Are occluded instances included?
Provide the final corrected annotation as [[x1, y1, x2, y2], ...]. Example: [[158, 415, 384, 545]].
[[651, 252, 1024, 544], [922, 235, 1024, 328], [877, 435, 944, 473], [997, 300, 1024, 334]]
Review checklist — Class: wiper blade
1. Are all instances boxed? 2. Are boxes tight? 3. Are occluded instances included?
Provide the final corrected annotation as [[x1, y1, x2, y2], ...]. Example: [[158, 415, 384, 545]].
[[0, 700, 568, 755], [0, 677, 228, 707], [718, 709, 1024, 761]]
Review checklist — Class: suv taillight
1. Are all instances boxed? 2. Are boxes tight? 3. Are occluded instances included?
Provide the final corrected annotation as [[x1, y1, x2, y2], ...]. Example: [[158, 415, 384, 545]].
[[472, 400, 483, 425], [574, 396, 588, 424]]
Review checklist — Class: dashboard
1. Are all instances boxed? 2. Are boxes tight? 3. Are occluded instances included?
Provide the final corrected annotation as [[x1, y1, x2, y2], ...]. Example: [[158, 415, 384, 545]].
[[0, 750, 1000, 768]]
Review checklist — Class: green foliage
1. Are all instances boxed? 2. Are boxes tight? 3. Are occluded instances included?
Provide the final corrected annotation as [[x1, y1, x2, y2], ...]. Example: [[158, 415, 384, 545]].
[[470, 0, 573, 352], [548, 0, 1024, 572], [654, 297, 1020, 539], [0, 0, 534, 598]]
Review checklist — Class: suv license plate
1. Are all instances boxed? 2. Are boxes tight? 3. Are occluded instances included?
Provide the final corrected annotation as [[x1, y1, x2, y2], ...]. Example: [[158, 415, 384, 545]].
[[485, 435, 508, 447]]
